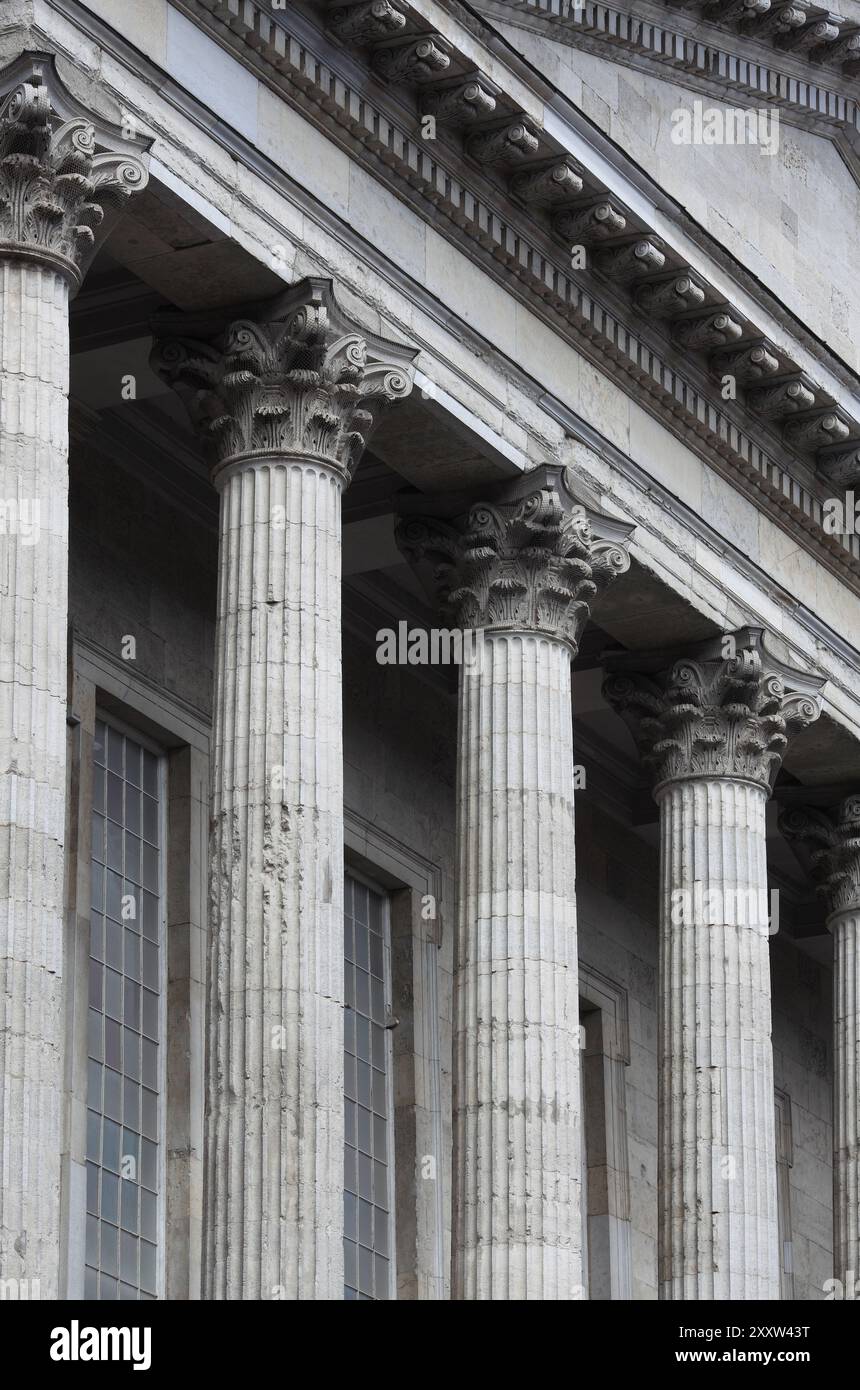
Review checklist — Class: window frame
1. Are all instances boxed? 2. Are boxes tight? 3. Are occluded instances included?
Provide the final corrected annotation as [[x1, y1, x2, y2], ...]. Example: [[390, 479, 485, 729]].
[[343, 808, 448, 1300], [85, 708, 169, 1301], [343, 865, 397, 1300], [62, 635, 210, 1301], [578, 964, 634, 1301]]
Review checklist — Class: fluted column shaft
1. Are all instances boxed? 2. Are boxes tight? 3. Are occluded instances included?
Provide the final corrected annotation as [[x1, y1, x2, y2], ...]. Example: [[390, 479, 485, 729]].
[[205, 456, 344, 1300], [605, 627, 822, 1301], [153, 278, 417, 1299], [454, 632, 581, 1299], [396, 466, 633, 1301], [657, 777, 778, 1300], [831, 908, 860, 1285], [0, 259, 70, 1296], [0, 52, 148, 1295]]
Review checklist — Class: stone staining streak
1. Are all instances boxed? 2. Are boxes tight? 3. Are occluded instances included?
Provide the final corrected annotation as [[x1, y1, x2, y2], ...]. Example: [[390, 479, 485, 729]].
[[0, 54, 147, 1299], [398, 465, 633, 1299], [511, 158, 584, 204], [466, 121, 540, 164], [778, 799, 860, 1289], [327, 0, 407, 41], [604, 629, 822, 1300], [371, 36, 451, 83], [152, 279, 415, 1299], [420, 78, 498, 124], [554, 200, 627, 243], [672, 310, 744, 349]]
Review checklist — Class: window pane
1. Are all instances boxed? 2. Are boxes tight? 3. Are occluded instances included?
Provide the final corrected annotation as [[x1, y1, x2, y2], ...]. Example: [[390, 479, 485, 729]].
[[85, 722, 163, 1300], [343, 875, 393, 1301]]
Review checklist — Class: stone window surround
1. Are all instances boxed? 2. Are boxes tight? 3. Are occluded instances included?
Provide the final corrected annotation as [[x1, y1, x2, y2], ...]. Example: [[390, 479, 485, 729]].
[[344, 809, 448, 1301], [579, 962, 634, 1300], [343, 866, 398, 1300], [63, 636, 209, 1300]]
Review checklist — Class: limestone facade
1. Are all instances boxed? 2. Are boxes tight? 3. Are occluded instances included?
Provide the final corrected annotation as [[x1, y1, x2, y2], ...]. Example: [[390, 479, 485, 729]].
[[0, 0, 857, 1302]]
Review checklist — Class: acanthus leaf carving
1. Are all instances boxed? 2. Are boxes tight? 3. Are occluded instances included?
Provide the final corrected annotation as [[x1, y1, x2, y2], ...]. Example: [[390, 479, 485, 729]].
[[151, 279, 416, 481], [603, 628, 824, 791], [0, 56, 149, 285], [395, 464, 633, 652], [778, 798, 860, 919]]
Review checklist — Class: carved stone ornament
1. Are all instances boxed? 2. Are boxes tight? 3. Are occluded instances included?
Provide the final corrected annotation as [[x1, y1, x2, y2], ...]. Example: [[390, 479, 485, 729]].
[[327, 1, 407, 41], [395, 463, 634, 653], [779, 798, 860, 919], [818, 442, 860, 488], [150, 278, 417, 482], [0, 52, 149, 286], [603, 627, 824, 792]]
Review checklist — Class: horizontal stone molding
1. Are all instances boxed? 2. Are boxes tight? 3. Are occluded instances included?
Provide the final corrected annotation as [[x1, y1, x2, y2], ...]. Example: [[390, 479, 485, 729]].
[[480, 0, 860, 118], [165, 0, 860, 593]]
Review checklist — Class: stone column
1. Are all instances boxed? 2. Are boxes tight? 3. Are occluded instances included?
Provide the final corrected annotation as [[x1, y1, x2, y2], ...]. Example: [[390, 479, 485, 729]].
[[398, 466, 633, 1299], [153, 280, 415, 1299], [779, 797, 860, 1290], [0, 54, 147, 1296], [605, 630, 823, 1300]]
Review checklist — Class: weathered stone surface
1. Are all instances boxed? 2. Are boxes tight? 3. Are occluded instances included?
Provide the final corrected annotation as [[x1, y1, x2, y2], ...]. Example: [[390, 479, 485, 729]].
[[153, 278, 416, 1299], [0, 53, 148, 288], [399, 465, 632, 1298], [605, 630, 824, 1299], [0, 50, 147, 1297], [779, 797, 860, 1288]]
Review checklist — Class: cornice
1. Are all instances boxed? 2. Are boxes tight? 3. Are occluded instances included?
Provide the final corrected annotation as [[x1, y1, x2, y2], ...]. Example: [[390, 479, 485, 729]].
[[479, 0, 860, 152], [661, 0, 860, 78], [42, 0, 860, 600], [308, 2, 860, 465], [152, 0, 860, 594]]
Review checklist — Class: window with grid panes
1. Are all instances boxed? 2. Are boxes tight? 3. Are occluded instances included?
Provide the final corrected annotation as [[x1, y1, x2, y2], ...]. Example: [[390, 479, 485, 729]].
[[343, 874, 394, 1299], [86, 717, 164, 1300]]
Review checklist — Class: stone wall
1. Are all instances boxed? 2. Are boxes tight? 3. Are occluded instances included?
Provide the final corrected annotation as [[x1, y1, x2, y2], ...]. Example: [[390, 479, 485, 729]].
[[69, 440, 217, 713]]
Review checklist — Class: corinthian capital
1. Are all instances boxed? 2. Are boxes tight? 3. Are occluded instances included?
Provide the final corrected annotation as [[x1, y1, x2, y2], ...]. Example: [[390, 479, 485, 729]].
[[151, 278, 417, 483], [0, 52, 149, 285], [395, 463, 634, 653], [603, 628, 824, 792], [778, 798, 860, 921]]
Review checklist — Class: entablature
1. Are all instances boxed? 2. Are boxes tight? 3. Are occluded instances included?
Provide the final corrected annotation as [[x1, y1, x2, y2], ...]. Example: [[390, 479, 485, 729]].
[[141, 0, 860, 587]]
